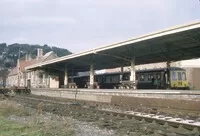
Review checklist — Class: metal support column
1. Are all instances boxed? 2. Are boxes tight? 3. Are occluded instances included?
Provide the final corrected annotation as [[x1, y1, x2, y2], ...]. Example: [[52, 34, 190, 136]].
[[120, 66, 124, 82], [64, 67, 68, 87], [166, 61, 171, 89], [130, 59, 136, 82], [90, 62, 94, 89], [130, 58, 136, 89]]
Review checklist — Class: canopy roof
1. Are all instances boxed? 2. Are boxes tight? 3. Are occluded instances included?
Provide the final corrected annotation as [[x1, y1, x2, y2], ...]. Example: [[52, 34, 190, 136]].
[[26, 21, 200, 72]]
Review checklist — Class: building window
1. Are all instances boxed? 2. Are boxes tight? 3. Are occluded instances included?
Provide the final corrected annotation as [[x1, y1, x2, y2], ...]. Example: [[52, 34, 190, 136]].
[[28, 72, 31, 78], [38, 72, 43, 84]]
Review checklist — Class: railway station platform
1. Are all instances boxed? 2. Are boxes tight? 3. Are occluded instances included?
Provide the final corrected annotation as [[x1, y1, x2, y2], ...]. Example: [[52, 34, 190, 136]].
[[31, 88, 200, 100], [31, 88, 200, 111]]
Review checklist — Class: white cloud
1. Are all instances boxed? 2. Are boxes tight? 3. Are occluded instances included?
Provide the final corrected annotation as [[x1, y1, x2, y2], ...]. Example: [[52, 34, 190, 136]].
[[0, 0, 199, 53], [3, 16, 77, 25], [11, 36, 29, 43], [1, 0, 43, 4]]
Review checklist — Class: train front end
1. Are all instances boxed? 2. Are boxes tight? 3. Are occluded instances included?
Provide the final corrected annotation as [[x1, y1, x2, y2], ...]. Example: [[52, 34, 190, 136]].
[[170, 70, 189, 90]]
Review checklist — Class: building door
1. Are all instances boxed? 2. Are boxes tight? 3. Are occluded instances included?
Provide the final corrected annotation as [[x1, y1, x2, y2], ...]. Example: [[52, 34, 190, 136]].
[[27, 79, 31, 88]]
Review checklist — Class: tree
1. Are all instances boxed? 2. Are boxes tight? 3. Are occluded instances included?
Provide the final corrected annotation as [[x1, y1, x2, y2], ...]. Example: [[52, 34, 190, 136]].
[[0, 43, 72, 69]]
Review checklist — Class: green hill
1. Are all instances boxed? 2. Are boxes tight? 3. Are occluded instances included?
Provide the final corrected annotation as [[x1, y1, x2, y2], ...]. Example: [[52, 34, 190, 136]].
[[0, 43, 72, 69]]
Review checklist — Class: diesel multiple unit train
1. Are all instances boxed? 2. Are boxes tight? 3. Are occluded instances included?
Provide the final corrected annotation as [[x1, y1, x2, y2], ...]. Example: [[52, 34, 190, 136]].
[[73, 67, 189, 89]]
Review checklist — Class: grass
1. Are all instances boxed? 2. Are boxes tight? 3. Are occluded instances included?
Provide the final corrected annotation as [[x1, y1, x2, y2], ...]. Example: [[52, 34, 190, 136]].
[[0, 99, 74, 136], [0, 117, 41, 136]]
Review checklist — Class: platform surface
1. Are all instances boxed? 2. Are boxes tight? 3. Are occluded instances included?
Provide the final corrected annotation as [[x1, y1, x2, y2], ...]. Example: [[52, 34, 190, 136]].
[[33, 88, 200, 94]]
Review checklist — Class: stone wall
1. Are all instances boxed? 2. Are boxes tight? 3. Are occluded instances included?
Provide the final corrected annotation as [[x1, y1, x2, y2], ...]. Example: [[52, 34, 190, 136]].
[[31, 88, 200, 111], [110, 96, 200, 111]]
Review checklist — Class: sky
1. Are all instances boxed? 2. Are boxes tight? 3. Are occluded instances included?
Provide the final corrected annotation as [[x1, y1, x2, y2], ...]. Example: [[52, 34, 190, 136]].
[[0, 0, 200, 53]]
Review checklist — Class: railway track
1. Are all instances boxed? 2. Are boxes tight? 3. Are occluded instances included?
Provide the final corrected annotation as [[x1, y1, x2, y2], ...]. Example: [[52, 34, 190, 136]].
[[12, 95, 200, 136]]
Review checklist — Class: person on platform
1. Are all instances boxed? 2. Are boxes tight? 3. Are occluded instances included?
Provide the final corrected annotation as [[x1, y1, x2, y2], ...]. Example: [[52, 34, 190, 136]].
[[154, 78, 158, 89], [152, 76, 155, 88]]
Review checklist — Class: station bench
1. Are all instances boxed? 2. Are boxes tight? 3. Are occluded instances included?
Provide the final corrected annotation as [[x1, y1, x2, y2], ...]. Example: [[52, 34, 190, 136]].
[[0, 87, 31, 95], [117, 80, 138, 89], [87, 82, 100, 89], [11, 86, 31, 94], [61, 83, 78, 89], [0, 88, 10, 94]]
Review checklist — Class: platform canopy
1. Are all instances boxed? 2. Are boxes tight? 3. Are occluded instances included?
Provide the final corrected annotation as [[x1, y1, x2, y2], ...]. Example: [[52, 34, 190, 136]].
[[26, 21, 200, 72]]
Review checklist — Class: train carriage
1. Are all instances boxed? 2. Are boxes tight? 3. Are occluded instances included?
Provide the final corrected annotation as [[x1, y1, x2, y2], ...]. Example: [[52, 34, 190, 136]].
[[73, 67, 189, 90], [134, 67, 189, 89]]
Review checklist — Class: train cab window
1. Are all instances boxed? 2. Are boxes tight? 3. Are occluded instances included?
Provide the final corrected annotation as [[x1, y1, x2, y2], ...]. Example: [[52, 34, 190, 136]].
[[182, 72, 186, 80], [172, 71, 177, 81], [177, 72, 182, 80], [140, 74, 145, 81]]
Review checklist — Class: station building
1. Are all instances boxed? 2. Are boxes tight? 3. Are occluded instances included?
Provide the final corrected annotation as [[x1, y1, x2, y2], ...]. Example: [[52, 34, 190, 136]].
[[6, 21, 200, 90], [6, 50, 200, 90], [6, 49, 59, 88]]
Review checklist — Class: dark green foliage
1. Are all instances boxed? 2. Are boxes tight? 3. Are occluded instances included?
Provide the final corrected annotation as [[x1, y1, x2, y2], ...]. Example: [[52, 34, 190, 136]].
[[0, 69, 9, 87], [0, 43, 7, 54], [0, 43, 72, 85], [0, 43, 72, 69], [0, 43, 71, 87], [52, 46, 71, 57]]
